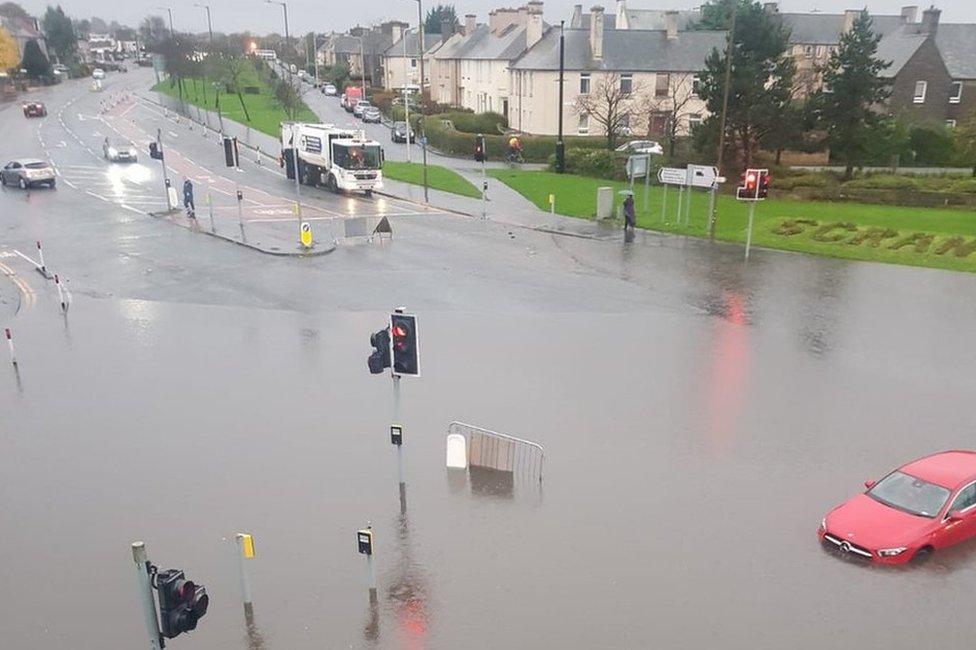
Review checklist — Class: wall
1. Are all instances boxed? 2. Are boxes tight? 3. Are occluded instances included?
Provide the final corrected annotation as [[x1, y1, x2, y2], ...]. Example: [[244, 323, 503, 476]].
[[383, 53, 420, 90], [888, 36, 953, 126], [458, 58, 511, 116]]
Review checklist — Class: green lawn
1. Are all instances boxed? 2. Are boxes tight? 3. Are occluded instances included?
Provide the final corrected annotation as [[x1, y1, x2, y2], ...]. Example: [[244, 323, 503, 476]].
[[151, 64, 317, 137], [384, 161, 481, 198], [488, 169, 976, 273]]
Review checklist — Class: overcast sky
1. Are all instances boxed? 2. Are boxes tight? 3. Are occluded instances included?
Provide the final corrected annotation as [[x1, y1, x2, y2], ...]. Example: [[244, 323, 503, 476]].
[[16, 0, 976, 35]]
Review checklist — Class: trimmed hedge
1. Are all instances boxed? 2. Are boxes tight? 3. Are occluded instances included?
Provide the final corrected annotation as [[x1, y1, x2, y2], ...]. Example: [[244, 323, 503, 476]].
[[444, 111, 507, 134], [422, 115, 606, 163], [548, 148, 661, 182]]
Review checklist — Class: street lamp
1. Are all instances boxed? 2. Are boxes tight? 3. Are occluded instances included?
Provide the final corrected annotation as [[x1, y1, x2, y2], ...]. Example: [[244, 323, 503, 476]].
[[193, 3, 214, 52], [407, 0, 428, 202], [157, 6, 174, 36], [265, 0, 291, 78], [555, 20, 565, 173], [356, 35, 368, 101]]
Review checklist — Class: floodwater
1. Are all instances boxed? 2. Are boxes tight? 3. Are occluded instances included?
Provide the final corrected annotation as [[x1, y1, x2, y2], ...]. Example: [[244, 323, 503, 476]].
[[3, 278, 976, 650]]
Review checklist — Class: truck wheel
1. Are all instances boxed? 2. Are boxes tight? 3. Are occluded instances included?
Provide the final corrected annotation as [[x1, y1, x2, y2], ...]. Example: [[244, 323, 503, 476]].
[[327, 174, 339, 194], [364, 190, 373, 197]]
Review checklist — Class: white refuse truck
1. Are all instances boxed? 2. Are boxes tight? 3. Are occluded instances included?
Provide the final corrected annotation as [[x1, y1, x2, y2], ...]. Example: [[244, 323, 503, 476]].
[[280, 122, 384, 195]]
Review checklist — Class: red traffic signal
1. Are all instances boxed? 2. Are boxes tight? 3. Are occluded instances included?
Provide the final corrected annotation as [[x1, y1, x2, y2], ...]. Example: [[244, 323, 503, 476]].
[[390, 313, 419, 377], [736, 168, 769, 201], [474, 134, 486, 162]]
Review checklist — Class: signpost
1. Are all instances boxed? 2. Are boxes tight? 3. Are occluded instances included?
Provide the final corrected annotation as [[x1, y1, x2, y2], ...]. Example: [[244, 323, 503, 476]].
[[300, 222, 312, 248], [657, 165, 725, 227], [735, 168, 770, 259], [626, 154, 653, 209]]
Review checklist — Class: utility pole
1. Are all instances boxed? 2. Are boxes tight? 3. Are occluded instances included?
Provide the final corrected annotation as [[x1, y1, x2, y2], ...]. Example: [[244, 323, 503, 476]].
[[710, 4, 736, 241], [403, 32, 412, 163], [413, 0, 429, 201], [266, 1, 291, 80], [157, 6, 174, 36], [358, 36, 367, 100], [194, 4, 214, 51], [555, 20, 565, 173]]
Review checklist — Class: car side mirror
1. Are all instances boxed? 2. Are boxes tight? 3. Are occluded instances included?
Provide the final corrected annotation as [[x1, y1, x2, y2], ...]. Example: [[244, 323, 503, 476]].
[[948, 510, 965, 522], [864, 480, 876, 489]]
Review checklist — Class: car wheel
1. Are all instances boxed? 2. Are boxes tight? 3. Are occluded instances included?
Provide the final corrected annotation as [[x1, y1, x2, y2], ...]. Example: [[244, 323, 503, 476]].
[[18, 177, 27, 190], [49, 180, 56, 189], [911, 546, 933, 564]]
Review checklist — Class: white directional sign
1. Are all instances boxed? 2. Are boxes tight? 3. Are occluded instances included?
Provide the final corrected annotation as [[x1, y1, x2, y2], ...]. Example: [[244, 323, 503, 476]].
[[657, 167, 687, 186], [687, 164, 720, 189]]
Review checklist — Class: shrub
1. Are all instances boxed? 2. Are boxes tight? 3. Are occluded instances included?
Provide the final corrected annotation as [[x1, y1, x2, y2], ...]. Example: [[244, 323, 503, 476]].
[[445, 111, 507, 134], [774, 174, 832, 190], [949, 178, 976, 194], [842, 175, 920, 191], [549, 148, 652, 181]]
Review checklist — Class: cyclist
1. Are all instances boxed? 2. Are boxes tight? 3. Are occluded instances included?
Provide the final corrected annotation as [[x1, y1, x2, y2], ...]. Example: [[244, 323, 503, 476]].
[[507, 136, 524, 164]]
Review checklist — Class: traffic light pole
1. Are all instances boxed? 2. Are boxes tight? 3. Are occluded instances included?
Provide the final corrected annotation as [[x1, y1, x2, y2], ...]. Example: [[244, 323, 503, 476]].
[[157, 129, 171, 211], [131, 542, 164, 650], [744, 201, 756, 260], [481, 156, 487, 220]]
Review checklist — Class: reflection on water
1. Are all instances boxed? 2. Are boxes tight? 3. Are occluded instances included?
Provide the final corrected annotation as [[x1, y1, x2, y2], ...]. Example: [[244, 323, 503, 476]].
[[243, 605, 267, 650], [469, 466, 515, 499], [387, 485, 430, 649], [362, 598, 380, 646], [704, 291, 750, 456]]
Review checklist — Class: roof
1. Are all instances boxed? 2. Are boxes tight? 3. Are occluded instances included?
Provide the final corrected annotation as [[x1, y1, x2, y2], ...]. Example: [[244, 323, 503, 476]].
[[901, 451, 976, 489], [875, 27, 928, 77], [512, 27, 726, 72], [779, 12, 905, 45], [384, 29, 442, 57], [623, 9, 698, 31], [431, 23, 542, 61], [934, 24, 976, 79]]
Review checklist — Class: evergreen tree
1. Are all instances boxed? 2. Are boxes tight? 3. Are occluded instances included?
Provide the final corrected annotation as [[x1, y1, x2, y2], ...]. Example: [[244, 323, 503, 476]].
[[424, 4, 458, 35], [696, 0, 796, 167], [42, 5, 78, 65], [21, 38, 51, 79], [812, 11, 890, 179]]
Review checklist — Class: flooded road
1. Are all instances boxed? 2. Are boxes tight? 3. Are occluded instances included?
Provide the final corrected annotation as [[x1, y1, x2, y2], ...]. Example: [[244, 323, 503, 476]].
[[3, 285, 976, 649]]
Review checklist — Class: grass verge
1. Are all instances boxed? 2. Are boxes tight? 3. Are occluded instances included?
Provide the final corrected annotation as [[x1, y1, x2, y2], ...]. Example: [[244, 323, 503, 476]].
[[384, 161, 481, 198], [151, 65, 316, 137], [488, 169, 976, 273]]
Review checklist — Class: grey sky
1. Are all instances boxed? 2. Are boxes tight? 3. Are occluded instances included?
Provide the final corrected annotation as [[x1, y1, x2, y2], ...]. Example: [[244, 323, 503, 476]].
[[16, 0, 976, 36]]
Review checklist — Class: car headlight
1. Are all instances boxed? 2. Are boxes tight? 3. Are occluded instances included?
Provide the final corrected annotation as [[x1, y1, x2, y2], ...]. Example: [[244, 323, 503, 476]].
[[108, 147, 118, 156], [819, 518, 827, 531], [877, 547, 907, 557], [128, 148, 137, 156]]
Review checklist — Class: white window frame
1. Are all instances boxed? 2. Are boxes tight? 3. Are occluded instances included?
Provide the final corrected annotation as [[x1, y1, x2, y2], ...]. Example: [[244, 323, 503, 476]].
[[804, 44, 813, 58], [688, 113, 702, 130], [692, 75, 701, 96], [913, 80, 927, 104], [950, 81, 962, 104], [946, 119, 957, 129], [579, 72, 590, 94], [578, 113, 589, 135], [620, 73, 633, 96]]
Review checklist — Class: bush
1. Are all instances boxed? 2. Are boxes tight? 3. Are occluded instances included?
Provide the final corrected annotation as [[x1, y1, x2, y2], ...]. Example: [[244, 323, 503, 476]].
[[949, 178, 976, 194], [548, 148, 652, 181], [842, 175, 920, 191], [775, 174, 833, 190], [444, 111, 507, 134], [243, 86, 260, 94]]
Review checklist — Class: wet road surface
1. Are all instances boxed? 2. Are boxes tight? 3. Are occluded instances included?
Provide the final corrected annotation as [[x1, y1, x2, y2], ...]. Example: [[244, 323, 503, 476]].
[[2, 72, 976, 649]]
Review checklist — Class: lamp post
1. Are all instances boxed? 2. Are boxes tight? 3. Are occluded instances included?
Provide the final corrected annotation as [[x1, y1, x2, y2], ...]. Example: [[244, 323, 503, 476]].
[[710, 4, 736, 241], [157, 6, 174, 36], [555, 20, 565, 173], [266, 0, 291, 80], [193, 3, 214, 52], [408, 0, 428, 202], [357, 35, 367, 100]]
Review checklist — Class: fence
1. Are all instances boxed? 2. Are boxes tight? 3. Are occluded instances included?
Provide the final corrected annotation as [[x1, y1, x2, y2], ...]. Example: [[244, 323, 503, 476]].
[[448, 421, 545, 482]]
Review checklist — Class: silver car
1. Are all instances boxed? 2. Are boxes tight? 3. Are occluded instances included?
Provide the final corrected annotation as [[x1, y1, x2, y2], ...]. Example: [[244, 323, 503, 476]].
[[353, 100, 370, 118], [362, 106, 381, 123], [1, 158, 56, 189]]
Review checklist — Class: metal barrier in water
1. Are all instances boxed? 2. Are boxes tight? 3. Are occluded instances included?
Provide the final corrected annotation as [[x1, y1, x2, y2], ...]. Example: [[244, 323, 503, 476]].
[[448, 421, 545, 482]]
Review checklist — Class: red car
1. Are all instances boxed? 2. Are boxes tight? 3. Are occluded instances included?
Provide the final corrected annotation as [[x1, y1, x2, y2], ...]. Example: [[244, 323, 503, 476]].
[[23, 101, 47, 117], [819, 450, 976, 564]]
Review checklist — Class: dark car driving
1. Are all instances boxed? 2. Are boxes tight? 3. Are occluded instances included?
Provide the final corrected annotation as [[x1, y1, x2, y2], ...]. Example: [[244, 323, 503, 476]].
[[23, 102, 47, 118], [391, 121, 414, 144]]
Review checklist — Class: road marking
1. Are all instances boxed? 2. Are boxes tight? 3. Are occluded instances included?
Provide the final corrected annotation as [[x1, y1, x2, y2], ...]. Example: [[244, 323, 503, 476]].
[[0, 259, 35, 311], [85, 190, 109, 201], [119, 203, 146, 215]]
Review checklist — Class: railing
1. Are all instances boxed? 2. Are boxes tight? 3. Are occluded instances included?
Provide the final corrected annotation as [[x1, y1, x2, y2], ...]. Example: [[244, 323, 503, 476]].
[[448, 421, 545, 482]]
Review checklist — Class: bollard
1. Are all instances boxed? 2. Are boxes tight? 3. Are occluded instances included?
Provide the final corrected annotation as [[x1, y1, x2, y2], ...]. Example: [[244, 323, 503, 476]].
[[36, 241, 46, 275], [236, 533, 255, 615], [549, 193, 555, 216], [5, 328, 16, 366], [358, 525, 377, 604], [54, 274, 67, 312], [207, 189, 216, 234], [131, 542, 163, 650]]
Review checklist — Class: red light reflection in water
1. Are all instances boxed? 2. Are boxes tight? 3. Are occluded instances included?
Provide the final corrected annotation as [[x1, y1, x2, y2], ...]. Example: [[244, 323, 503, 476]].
[[397, 598, 428, 649], [705, 291, 750, 455]]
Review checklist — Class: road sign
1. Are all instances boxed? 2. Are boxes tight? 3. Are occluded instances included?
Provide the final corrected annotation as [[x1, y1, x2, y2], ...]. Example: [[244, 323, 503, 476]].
[[626, 155, 650, 179], [300, 221, 312, 247], [657, 167, 687, 186], [686, 164, 720, 189]]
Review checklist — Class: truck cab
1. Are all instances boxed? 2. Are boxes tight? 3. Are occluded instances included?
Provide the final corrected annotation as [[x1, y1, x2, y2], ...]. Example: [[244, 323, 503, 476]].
[[281, 122, 384, 195]]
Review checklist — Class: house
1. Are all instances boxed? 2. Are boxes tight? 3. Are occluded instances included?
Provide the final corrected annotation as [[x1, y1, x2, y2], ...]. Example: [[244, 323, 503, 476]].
[[428, 2, 546, 117], [509, 6, 725, 137], [0, 14, 48, 62], [320, 22, 406, 86], [382, 28, 442, 91]]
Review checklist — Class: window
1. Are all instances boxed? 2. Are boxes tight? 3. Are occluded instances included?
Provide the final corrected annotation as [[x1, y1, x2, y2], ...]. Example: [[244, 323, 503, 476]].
[[950, 81, 963, 104], [804, 44, 813, 58], [620, 73, 633, 95], [578, 113, 589, 135], [946, 119, 957, 129], [913, 80, 927, 103], [688, 113, 702, 130], [411, 58, 417, 68], [579, 73, 590, 94], [948, 482, 976, 515], [655, 73, 669, 98], [617, 113, 630, 134], [692, 75, 701, 96]]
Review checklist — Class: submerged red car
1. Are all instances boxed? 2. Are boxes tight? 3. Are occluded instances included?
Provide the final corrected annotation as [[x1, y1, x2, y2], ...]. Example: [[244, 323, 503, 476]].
[[22, 101, 47, 117], [819, 450, 976, 564]]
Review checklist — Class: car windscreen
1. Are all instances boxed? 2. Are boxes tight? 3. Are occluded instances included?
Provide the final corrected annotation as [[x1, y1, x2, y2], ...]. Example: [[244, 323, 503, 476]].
[[868, 471, 950, 518], [25, 162, 49, 169], [332, 143, 381, 170]]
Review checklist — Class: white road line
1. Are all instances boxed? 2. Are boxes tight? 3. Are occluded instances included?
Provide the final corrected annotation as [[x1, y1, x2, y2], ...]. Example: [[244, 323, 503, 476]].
[[62, 179, 77, 189], [85, 190, 109, 201], [12, 249, 42, 268], [119, 204, 146, 214]]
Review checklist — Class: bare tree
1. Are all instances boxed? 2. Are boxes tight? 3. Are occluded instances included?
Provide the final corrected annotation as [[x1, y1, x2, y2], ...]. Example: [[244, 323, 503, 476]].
[[574, 72, 642, 149], [211, 56, 252, 122], [634, 73, 698, 159]]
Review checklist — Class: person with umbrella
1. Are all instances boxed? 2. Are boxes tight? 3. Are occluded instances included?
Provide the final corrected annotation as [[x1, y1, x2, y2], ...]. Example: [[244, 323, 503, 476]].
[[622, 190, 636, 242]]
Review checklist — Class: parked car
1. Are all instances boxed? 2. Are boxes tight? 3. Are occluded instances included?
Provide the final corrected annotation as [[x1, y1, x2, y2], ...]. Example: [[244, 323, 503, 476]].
[[92, 68, 105, 79], [22, 101, 46, 118], [819, 450, 976, 564], [352, 100, 371, 118], [391, 121, 413, 144], [615, 140, 664, 155], [323, 83, 337, 96], [362, 106, 381, 123], [1, 159, 56, 189], [103, 138, 138, 162]]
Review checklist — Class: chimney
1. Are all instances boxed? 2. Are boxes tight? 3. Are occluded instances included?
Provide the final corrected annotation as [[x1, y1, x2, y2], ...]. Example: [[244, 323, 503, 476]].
[[589, 5, 604, 59], [490, 8, 522, 34], [527, 0, 544, 15], [615, 0, 627, 29], [664, 10, 678, 40], [571, 4, 583, 28], [900, 5, 918, 23], [441, 19, 455, 43], [842, 9, 862, 33], [763, 2, 779, 13], [526, 10, 543, 48], [391, 23, 403, 43], [464, 13, 477, 36], [920, 5, 941, 33]]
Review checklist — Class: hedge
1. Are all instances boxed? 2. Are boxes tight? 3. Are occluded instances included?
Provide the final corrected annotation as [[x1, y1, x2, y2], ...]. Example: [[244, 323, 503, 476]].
[[547, 148, 661, 182], [422, 115, 606, 163]]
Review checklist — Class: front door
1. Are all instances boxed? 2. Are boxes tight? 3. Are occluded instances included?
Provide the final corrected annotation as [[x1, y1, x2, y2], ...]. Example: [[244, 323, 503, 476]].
[[936, 481, 976, 548]]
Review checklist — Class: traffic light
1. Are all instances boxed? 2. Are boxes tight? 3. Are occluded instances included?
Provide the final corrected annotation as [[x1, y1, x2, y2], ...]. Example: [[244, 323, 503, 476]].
[[757, 170, 771, 199], [390, 313, 419, 377], [157, 569, 209, 640], [367, 327, 391, 374], [149, 141, 163, 160], [223, 136, 239, 168], [474, 134, 485, 162]]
